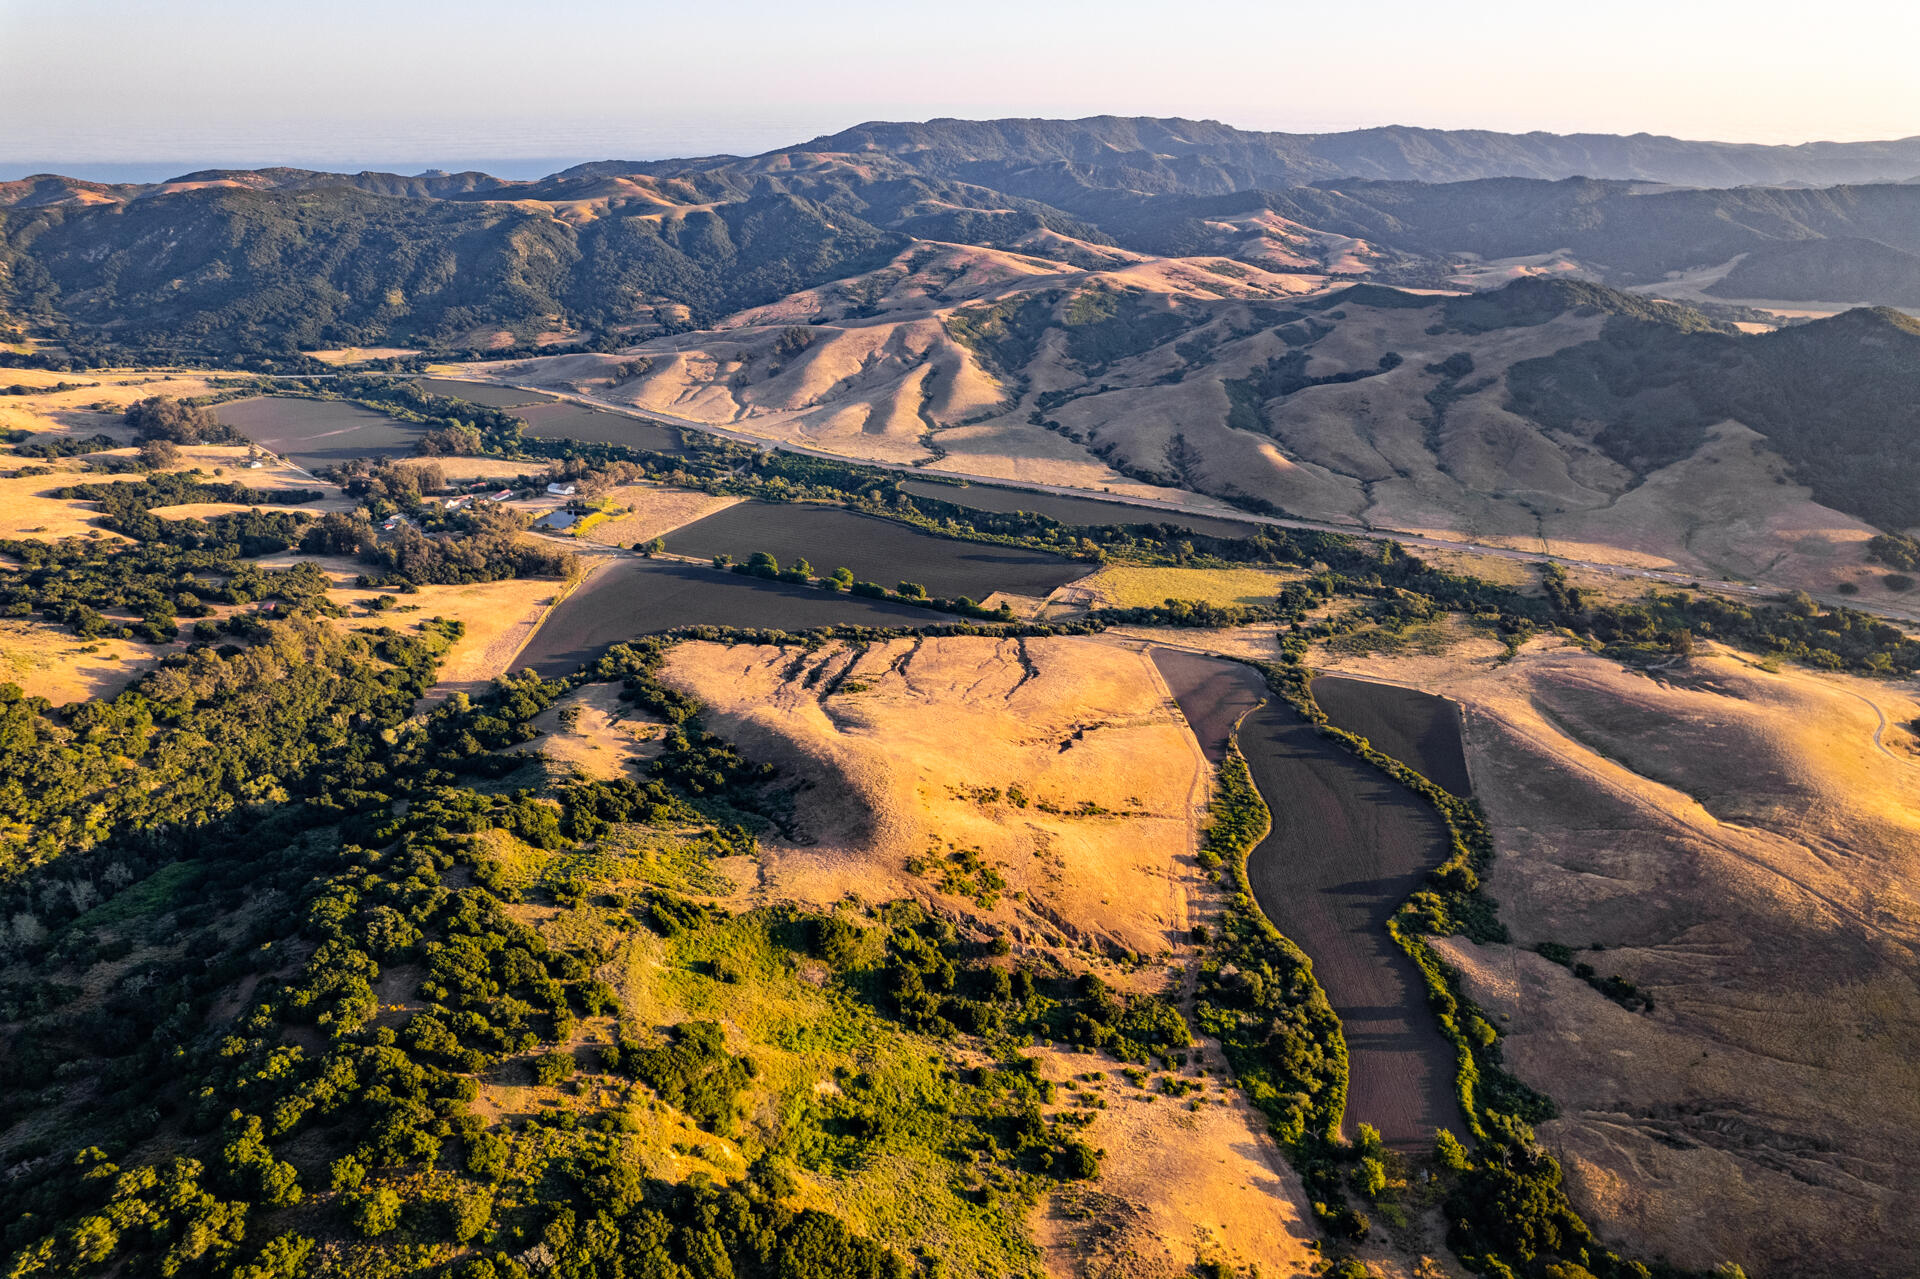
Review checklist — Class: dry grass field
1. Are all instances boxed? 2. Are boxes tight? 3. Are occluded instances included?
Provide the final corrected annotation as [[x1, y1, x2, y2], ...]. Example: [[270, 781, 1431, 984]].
[[1310, 638, 1920, 1278], [575, 485, 743, 547], [518, 681, 666, 779], [303, 347, 422, 365], [247, 549, 595, 696], [0, 618, 157, 704], [660, 636, 1205, 958], [1063, 564, 1302, 610], [1028, 1044, 1321, 1279], [0, 465, 139, 540]]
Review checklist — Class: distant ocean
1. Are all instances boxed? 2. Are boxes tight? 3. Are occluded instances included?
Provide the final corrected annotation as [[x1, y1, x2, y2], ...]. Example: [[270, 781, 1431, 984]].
[[0, 118, 837, 183]]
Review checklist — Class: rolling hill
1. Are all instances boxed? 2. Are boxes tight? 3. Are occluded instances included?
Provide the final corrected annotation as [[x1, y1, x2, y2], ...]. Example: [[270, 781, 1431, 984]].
[[16, 118, 1920, 361], [482, 273, 1920, 604]]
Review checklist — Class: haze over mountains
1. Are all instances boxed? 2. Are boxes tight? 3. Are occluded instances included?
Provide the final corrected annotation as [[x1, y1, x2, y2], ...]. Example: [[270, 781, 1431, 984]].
[[14, 115, 1920, 356]]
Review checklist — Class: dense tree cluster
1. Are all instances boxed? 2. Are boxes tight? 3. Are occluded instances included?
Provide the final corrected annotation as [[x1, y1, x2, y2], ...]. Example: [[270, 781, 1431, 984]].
[[0, 628, 1154, 1277], [1543, 565, 1918, 674], [123, 396, 235, 445]]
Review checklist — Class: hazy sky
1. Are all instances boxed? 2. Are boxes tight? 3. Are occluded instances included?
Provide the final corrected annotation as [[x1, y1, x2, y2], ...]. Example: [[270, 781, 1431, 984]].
[[6, 0, 1920, 177]]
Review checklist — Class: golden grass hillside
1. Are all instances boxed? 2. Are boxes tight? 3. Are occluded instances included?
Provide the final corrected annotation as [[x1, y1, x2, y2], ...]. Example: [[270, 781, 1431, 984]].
[[1311, 638, 1920, 1279], [659, 634, 1338, 1277], [659, 635, 1204, 957], [468, 275, 1902, 597]]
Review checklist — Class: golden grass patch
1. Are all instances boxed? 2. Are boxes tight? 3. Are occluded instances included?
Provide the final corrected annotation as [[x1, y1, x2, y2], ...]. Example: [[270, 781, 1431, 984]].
[[1068, 564, 1301, 609], [0, 618, 156, 705], [521, 682, 666, 780], [303, 347, 423, 366], [1029, 1045, 1319, 1277], [661, 636, 1207, 957], [577, 486, 742, 547], [0, 467, 136, 540], [340, 573, 588, 695]]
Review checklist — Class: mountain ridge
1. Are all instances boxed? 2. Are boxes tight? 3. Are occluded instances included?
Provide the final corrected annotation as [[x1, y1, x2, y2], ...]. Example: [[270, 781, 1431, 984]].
[[15, 115, 1920, 200]]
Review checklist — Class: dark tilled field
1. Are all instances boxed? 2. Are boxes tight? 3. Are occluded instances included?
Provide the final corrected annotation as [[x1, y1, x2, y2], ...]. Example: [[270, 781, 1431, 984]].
[[663, 502, 1087, 601], [412, 379, 555, 408], [1158, 653, 1467, 1150], [1236, 697, 1468, 1149], [216, 396, 423, 469], [899, 479, 1261, 540], [512, 401, 689, 455], [1150, 647, 1267, 763], [517, 559, 942, 677], [1313, 676, 1474, 795]]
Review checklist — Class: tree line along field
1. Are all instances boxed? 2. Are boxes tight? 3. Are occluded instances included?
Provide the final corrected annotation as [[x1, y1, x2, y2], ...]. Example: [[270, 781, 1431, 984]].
[[513, 559, 944, 677], [658, 502, 1086, 601], [896, 479, 1262, 541], [1, 363, 1911, 1277], [1154, 649, 1472, 1151]]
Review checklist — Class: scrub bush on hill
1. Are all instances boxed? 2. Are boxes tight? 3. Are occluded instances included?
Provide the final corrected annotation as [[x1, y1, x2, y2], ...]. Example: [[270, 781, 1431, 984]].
[[1542, 564, 1919, 675]]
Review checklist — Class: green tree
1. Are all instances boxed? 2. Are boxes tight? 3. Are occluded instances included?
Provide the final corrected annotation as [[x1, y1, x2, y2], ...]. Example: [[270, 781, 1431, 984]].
[[351, 1187, 403, 1237], [138, 438, 182, 469]]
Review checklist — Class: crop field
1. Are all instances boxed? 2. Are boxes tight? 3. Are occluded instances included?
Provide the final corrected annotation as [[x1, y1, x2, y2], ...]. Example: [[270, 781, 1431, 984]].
[[662, 501, 1086, 600], [899, 479, 1260, 538], [1236, 697, 1466, 1149], [215, 395, 423, 468], [511, 400, 690, 454], [1312, 675, 1474, 795], [514, 558, 940, 676], [1150, 646, 1267, 763], [411, 378, 555, 407], [1155, 652, 1466, 1150]]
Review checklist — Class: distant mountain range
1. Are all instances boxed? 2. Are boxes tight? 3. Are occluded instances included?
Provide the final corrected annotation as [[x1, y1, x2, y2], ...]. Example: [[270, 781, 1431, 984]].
[[779, 117, 1920, 189], [10, 116, 1920, 359]]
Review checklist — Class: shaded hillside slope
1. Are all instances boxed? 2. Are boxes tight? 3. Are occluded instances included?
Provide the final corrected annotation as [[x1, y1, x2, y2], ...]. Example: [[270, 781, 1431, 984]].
[[19, 121, 1920, 355], [501, 277, 1913, 593]]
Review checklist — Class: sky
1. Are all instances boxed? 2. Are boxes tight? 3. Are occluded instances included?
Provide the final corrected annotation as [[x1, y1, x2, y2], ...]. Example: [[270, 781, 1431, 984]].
[[5, 0, 1920, 179]]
